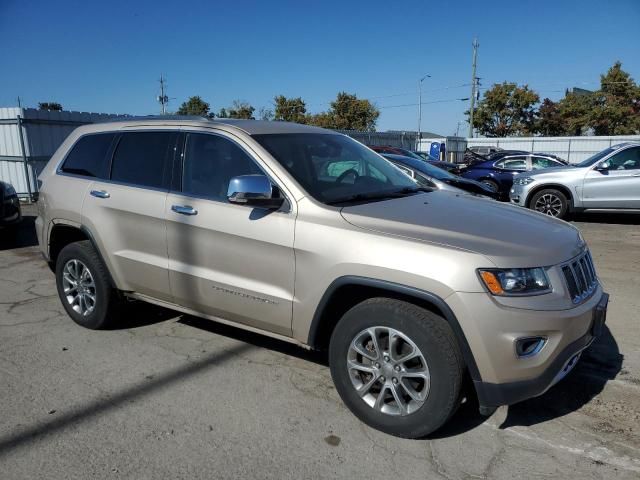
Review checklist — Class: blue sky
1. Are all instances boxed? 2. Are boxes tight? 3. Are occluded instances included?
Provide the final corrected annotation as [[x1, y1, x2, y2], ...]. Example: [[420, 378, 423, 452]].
[[1, 0, 638, 135]]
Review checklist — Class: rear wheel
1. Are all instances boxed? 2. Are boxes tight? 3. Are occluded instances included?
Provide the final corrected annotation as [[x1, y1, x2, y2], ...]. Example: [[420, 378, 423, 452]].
[[329, 298, 464, 438], [55, 240, 122, 329], [530, 188, 568, 219]]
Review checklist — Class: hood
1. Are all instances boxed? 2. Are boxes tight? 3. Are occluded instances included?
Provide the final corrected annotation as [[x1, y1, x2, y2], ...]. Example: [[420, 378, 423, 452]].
[[340, 191, 583, 267]]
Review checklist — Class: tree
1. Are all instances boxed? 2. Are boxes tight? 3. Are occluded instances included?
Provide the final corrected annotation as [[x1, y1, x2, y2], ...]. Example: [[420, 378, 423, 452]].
[[258, 107, 274, 121], [535, 98, 567, 136], [557, 90, 593, 136], [226, 100, 255, 119], [470, 82, 539, 137], [176, 96, 211, 117], [326, 92, 379, 131], [588, 61, 640, 135], [217, 107, 228, 118], [273, 95, 307, 123], [38, 102, 63, 111], [305, 112, 335, 129]]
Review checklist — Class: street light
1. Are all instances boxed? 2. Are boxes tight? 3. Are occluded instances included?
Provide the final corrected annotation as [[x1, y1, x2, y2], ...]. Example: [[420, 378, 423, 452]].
[[417, 74, 431, 150]]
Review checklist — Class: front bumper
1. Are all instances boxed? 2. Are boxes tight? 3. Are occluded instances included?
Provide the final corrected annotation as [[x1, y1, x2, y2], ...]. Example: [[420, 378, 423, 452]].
[[474, 292, 608, 407], [509, 184, 528, 206]]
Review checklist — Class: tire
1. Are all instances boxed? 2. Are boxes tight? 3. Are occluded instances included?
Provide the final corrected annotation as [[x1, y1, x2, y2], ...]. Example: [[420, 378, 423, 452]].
[[529, 188, 569, 219], [329, 298, 464, 438], [480, 179, 499, 193], [55, 240, 122, 329]]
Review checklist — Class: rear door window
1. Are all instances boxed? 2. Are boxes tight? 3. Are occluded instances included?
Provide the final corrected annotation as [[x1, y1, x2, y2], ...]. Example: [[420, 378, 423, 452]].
[[60, 133, 116, 178], [110, 132, 177, 189], [532, 156, 564, 169], [496, 157, 527, 171]]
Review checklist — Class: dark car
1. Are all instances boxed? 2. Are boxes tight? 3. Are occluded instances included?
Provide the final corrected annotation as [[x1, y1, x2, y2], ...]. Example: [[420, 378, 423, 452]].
[[0, 181, 22, 228], [461, 153, 568, 200], [369, 145, 425, 160], [428, 160, 466, 175], [382, 154, 499, 199]]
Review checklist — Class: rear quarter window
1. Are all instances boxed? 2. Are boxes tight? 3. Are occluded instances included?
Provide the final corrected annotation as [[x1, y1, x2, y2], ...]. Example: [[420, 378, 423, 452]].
[[60, 133, 116, 178]]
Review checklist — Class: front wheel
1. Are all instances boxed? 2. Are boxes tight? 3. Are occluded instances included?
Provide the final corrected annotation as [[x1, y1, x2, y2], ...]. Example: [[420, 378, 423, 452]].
[[480, 179, 499, 193], [329, 298, 464, 438], [530, 188, 569, 219]]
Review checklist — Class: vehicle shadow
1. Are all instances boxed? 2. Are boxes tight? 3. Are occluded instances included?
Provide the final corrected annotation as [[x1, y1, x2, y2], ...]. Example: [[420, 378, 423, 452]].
[[0, 215, 38, 250], [431, 325, 623, 438], [571, 211, 640, 225], [497, 325, 622, 429]]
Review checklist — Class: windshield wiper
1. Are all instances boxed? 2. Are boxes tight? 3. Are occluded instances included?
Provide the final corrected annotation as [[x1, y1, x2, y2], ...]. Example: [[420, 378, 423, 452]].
[[327, 186, 432, 205]]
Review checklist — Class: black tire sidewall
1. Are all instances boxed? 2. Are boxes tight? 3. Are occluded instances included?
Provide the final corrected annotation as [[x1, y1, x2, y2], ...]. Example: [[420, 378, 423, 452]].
[[480, 179, 499, 192], [329, 298, 462, 438], [530, 189, 568, 219], [55, 241, 113, 329]]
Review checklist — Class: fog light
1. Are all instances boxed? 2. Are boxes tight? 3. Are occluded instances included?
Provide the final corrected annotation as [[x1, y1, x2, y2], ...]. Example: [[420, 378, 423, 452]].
[[515, 336, 547, 358]]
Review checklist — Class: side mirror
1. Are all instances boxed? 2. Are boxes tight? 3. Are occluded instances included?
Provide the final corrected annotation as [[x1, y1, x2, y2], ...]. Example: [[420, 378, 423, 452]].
[[227, 175, 284, 209], [595, 161, 610, 172]]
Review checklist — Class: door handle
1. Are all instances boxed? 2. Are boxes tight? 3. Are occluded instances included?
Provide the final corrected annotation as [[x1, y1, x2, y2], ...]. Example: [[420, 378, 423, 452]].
[[171, 205, 198, 216], [90, 190, 110, 199]]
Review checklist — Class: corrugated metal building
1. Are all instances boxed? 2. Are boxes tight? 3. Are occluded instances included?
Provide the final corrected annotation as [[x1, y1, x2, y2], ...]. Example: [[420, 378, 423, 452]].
[[0, 108, 128, 200]]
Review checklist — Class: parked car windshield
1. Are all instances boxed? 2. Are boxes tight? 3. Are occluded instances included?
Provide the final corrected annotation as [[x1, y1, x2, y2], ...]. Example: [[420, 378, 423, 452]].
[[575, 147, 616, 167], [254, 133, 418, 204]]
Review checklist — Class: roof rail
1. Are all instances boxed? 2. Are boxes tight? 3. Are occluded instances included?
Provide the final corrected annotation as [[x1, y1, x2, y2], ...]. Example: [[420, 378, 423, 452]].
[[100, 115, 212, 123]]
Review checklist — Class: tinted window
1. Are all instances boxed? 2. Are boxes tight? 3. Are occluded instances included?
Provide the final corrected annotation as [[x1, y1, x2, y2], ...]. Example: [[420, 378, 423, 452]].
[[606, 147, 640, 170], [110, 132, 176, 188], [182, 133, 262, 201], [61, 133, 115, 178]]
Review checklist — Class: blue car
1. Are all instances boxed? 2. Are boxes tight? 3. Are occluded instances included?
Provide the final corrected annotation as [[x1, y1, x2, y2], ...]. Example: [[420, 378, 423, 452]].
[[460, 153, 567, 200]]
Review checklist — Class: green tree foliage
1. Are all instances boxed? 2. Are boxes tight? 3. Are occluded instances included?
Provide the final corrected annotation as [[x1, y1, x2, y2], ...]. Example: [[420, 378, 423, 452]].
[[38, 102, 63, 111], [226, 100, 255, 119], [556, 91, 593, 136], [258, 107, 274, 121], [589, 61, 640, 135], [306, 112, 335, 128], [535, 98, 567, 136], [470, 82, 539, 137], [176, 96, 211, 117], [325, 92, 379, 131], [273, 95, 307, 123]]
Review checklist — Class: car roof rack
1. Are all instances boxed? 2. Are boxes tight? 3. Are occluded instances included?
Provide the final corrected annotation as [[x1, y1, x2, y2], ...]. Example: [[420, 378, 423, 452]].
[[100, 115, 213, 123]]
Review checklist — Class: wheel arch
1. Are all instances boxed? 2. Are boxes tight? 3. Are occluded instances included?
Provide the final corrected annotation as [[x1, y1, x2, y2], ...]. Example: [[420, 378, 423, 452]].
[[306, 276, 482, 384], [48, 223, 116, 288], [526, 184, 574, 211]]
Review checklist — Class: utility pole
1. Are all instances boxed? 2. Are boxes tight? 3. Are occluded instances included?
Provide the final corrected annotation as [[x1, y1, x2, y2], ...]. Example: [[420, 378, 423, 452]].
[[158, 75, 169, 115], [17, 96, 22, 108], [468, 38, 479, 138], [417, 74, 430, 150]]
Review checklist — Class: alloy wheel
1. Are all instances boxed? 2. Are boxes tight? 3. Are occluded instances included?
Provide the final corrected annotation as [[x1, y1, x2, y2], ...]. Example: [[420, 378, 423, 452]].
[[534, 193, 563, 216], [347, 326, 430, 416], [62, 259, 96, 316]]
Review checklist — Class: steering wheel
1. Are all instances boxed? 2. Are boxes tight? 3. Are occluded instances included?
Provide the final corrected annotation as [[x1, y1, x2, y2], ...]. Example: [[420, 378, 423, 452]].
[[335, 168, 360, 183]]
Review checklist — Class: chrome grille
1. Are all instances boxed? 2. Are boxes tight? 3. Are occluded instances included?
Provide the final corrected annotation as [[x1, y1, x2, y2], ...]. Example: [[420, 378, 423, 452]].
[[562, 251, 598, 304]]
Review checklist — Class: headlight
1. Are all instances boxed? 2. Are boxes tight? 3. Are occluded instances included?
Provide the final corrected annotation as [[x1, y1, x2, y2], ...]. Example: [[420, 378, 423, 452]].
[[478, 268, 551, 296], [4, 184, 16, 196], [513, 177, 535, 186]]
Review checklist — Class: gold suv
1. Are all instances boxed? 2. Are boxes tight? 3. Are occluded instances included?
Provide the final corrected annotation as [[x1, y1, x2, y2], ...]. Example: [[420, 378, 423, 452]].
[[36, 118, 608, 438]]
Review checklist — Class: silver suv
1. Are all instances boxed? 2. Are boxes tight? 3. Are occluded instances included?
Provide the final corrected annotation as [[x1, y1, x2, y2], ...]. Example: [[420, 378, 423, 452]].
[[510, 143, 640, 218], [36, 117, 608, 438]]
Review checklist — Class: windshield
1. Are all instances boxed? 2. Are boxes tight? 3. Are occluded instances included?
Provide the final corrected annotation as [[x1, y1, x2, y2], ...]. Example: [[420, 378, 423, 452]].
[[254, 133, 418, 204], [575, 147, 616, 167], [415, 162, 458, 181]]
